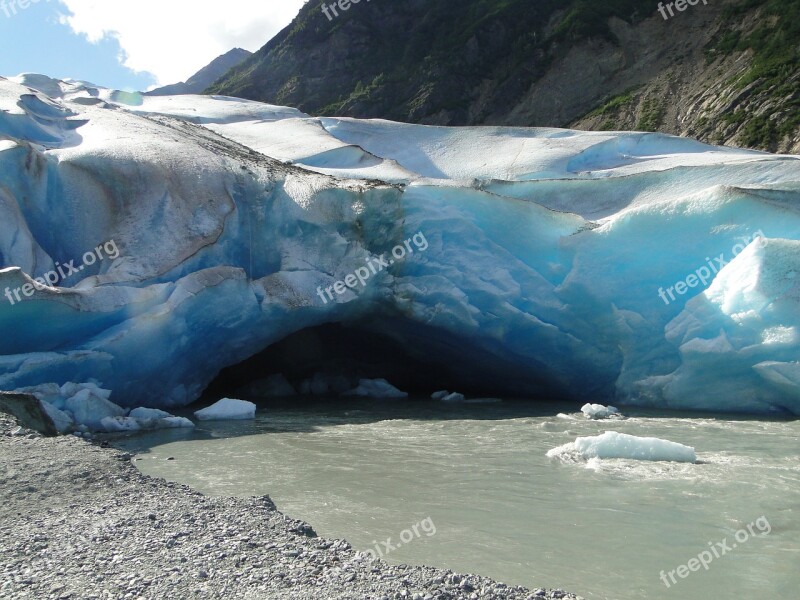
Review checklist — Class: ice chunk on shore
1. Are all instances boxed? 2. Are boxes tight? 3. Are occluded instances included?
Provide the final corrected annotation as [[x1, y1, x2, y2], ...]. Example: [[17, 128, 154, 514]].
[[194, 398, 256, 421], [39, 400, 74, 433], [129, 407, 173, 420], [342, 379, 408, 399], [100, 412, 195, 432], [431, 390, 450, 399], [65, 389, 126, 430], [101, 416, 142, 432], [547, 431, 697, 463], [581, 403, 622, 420], [128, 407, 195, 429], [442, 392, 466, 402]]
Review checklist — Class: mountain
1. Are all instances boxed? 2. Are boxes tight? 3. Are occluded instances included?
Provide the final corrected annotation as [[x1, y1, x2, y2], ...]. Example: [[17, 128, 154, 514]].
[[208, 0, 799, 153], [148, 48, 252, 96]]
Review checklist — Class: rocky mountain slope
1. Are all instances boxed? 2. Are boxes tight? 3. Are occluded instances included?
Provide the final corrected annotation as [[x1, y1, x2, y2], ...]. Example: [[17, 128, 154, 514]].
[[148, 48, 251, 96], [209, 0, 799, 153]]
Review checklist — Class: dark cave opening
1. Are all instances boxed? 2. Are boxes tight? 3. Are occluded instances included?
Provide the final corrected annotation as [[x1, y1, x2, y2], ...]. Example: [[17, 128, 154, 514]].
[[204, 321, 568, 402]]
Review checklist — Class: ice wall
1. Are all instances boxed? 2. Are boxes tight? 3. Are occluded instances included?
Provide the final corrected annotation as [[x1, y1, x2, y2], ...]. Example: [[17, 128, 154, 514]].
[[1, 75, 799, 414]]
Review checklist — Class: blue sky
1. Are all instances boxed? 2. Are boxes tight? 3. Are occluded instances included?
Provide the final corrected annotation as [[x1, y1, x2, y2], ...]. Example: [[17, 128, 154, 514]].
[[0, 0, 306, 90]]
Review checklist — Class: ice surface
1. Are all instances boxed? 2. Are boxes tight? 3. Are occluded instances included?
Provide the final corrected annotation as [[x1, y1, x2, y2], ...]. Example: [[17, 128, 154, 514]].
[[194, 398, 256, 421], [1, 75, 799, 414], [342, 379, 409, 399], [547, 431, 697, 463]]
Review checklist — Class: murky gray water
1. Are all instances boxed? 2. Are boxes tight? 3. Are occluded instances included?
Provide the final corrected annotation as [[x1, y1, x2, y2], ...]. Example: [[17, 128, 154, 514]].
[[118, 400, 800, 600]]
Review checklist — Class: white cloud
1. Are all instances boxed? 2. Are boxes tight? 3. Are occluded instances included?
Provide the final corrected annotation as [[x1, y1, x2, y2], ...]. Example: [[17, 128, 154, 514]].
[[57, 0, 308, 86]]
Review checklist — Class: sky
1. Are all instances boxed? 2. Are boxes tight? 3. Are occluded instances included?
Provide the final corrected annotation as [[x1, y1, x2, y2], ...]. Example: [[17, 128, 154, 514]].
[[0, 0, 307, 90]]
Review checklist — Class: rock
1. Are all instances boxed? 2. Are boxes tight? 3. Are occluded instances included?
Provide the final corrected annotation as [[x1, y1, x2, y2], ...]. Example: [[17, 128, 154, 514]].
[[0, 392, 59, 436]]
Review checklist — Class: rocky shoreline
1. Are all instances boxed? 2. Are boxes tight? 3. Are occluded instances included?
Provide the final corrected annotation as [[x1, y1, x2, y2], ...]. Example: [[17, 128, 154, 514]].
[[0, 414, 583, 600]]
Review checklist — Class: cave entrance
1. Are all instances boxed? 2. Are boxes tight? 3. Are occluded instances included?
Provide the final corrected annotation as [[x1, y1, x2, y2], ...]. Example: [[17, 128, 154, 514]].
[[203, 321, 555, 402]]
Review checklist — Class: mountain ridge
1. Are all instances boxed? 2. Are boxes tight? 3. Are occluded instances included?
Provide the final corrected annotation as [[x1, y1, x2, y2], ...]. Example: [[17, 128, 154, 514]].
[[208, 0, 799, 153], [148, 48, 252, 96]]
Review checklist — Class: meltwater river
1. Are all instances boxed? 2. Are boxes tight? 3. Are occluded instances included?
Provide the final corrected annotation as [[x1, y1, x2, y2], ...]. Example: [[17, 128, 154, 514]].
[[118, 399, 799, 600]]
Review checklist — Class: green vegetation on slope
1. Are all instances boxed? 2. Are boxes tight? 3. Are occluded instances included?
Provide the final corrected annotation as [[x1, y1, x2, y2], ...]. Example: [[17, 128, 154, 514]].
[[707, 0, 800, 148], [208, 0, 662, 124]]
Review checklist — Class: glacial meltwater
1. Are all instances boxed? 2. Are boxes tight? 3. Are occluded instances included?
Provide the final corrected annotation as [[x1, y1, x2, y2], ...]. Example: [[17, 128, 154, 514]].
[[118, 399, 799, 600]]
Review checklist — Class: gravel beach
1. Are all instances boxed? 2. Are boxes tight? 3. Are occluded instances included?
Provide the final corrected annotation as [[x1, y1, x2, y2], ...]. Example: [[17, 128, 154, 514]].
[[0, 414, 583, 600]]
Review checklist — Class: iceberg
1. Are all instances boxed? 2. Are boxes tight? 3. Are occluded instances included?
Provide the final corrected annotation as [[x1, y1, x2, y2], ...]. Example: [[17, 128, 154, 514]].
[[194, 398, 256, 421], [547, 431, 697, 463], [0, 75, 799, 415]]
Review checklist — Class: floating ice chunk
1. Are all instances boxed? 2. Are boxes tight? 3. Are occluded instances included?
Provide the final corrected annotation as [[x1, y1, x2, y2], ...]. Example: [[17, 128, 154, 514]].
[[547, 431, 696, 463], [580, 403, 622, 420], [159, 416, 195, 428], [431, 390, 450, 399], [556, 413, 579, 420], [342, 379, 408, 399], [194, 398, 256, 421], [442, 392, 466, 402]]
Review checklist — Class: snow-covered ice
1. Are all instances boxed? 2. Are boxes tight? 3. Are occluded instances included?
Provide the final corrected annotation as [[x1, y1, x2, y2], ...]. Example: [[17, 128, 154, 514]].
[[1, 74, 799, 414], [547, 431, 697, 463], [194, 398, 256, 421]]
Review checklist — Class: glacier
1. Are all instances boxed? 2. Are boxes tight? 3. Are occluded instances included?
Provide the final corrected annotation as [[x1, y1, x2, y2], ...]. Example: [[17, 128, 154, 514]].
[[1, 74, 799, 415]]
